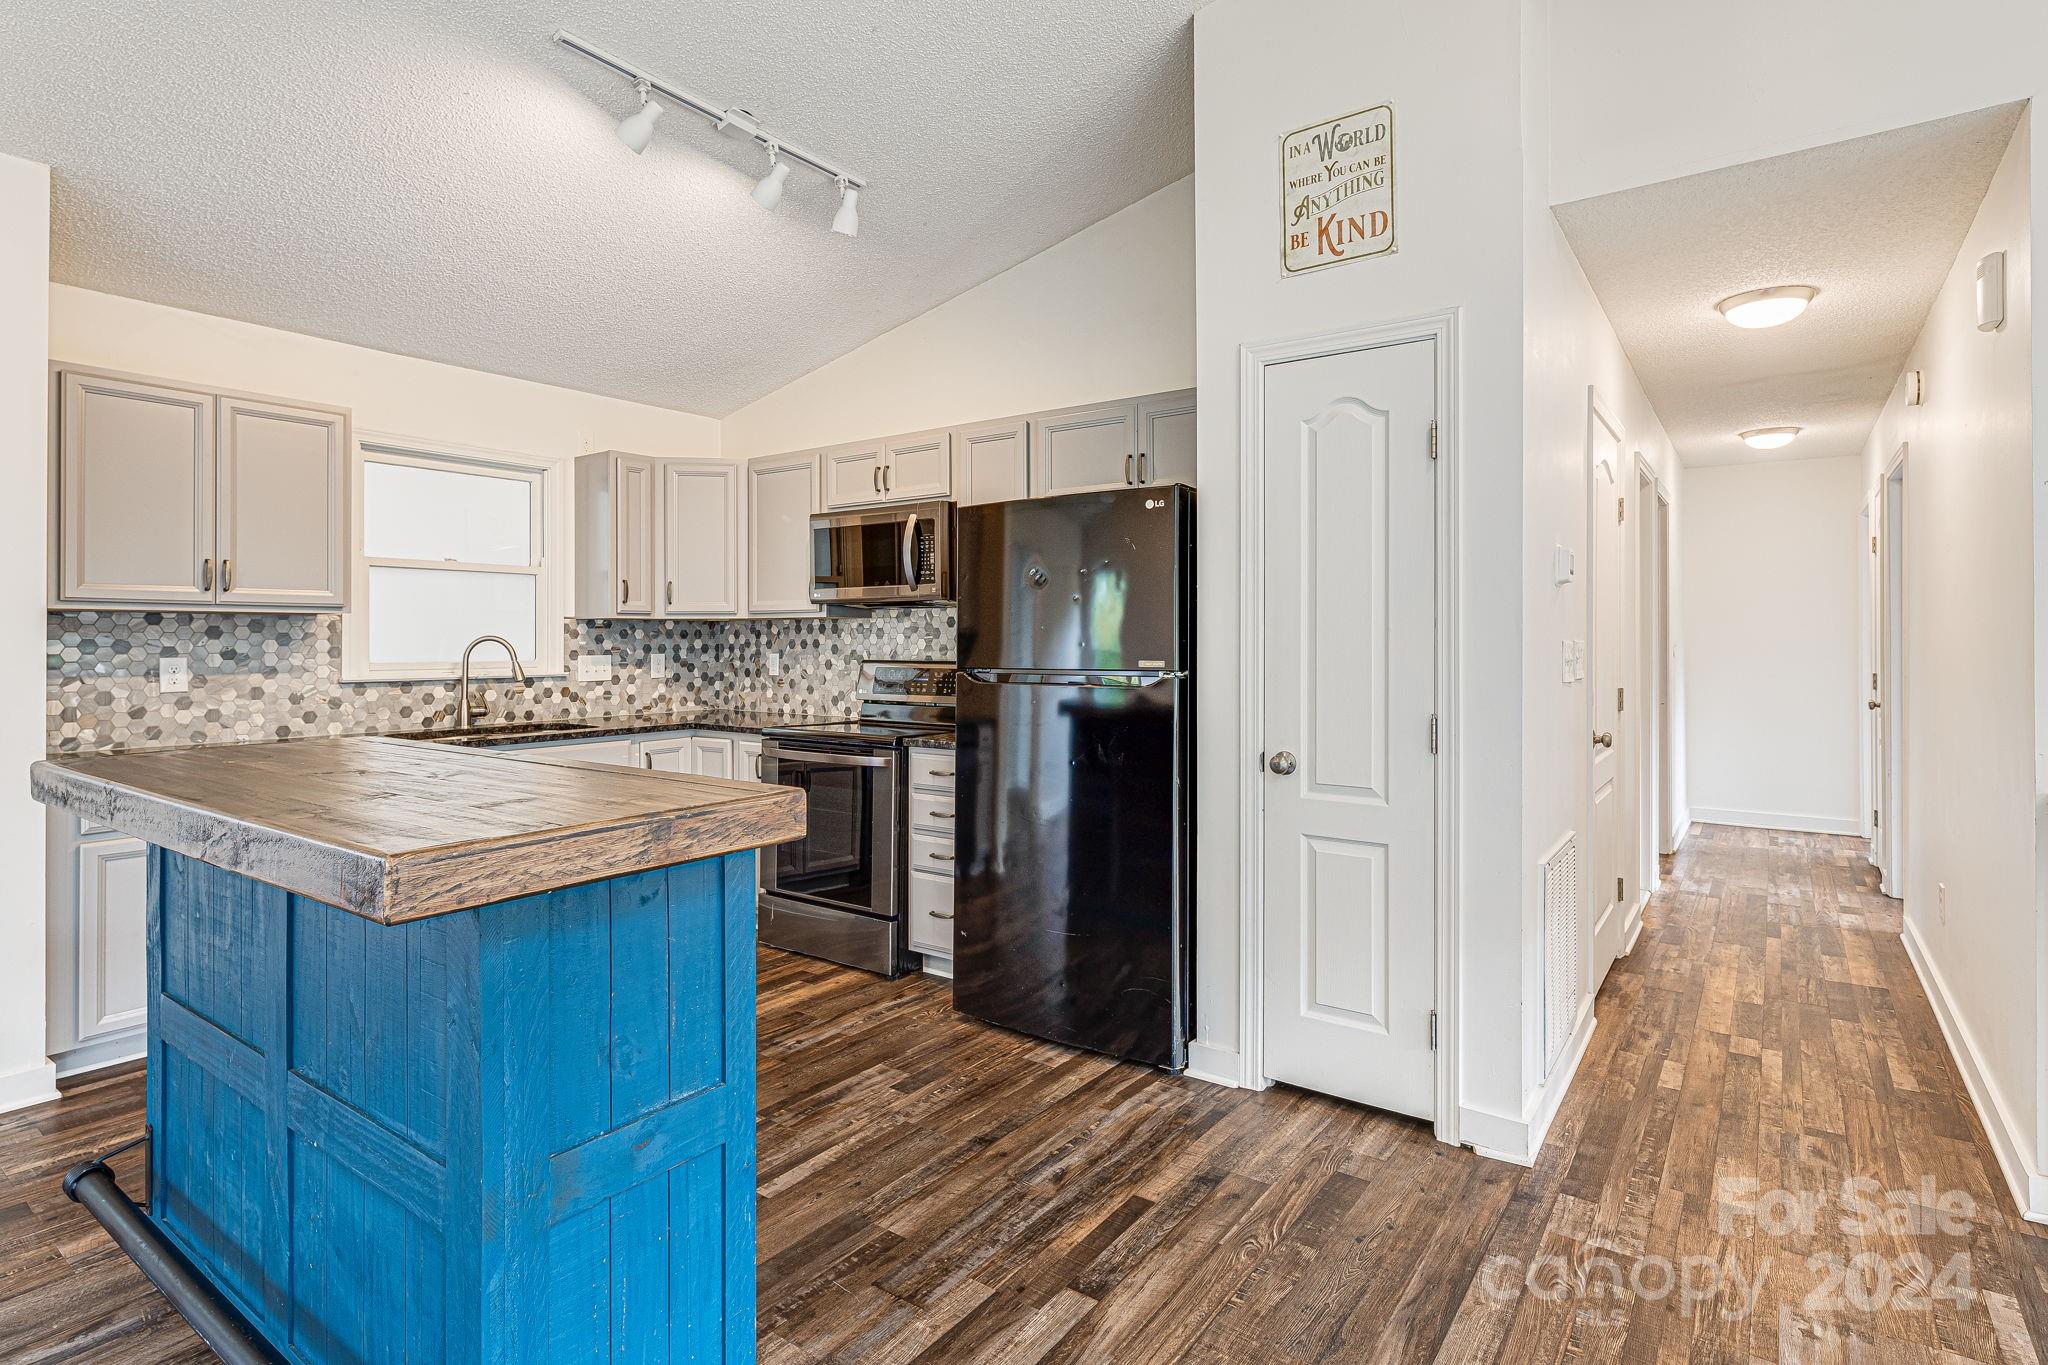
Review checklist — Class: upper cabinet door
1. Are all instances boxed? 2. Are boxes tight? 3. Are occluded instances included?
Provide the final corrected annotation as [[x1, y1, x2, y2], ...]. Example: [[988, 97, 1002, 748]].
[[1029, 402, 1137, 497], [955, 419, 1030, 506], [822, 441, 887, 509], [881, 430, 951, 502], [57, 371, 216, 605], [747, 453, 823, 616], [1134, 390, 1196, 488], [614, 455, 658, 616], [216, 396, 348, 608], [661, 459, 741, 616]]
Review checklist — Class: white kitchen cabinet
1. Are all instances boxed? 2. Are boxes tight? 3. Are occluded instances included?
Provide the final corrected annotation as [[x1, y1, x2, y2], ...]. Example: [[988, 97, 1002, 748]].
[[1134, 390, 1197, 488], [661, 459, 742, 616], [689, 734, 735, 779], [746, 453, 824, 616], [953, 418, 1030, 506], [215, 395, 349, 608], [1029, 401, 1138, 497], [575, 451, 657, 618], [45, 810, 149, 1077], [906, 745, 957, 972], [636, 735, 692, 772], [908, 871, 955, 971], [52, 367, 352, 611], [822, 439, 887, 508], [734, 736, 765, 783]]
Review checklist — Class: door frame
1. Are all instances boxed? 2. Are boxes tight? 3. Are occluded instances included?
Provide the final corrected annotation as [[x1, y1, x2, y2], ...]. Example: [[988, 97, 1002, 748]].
[[1631, 453, 1670, 924], [1877, 443, 1909, 898], [1655, 484, 1678, 856], [1235, 309, 1461, 1145], [1584, 387, 1630, 990]]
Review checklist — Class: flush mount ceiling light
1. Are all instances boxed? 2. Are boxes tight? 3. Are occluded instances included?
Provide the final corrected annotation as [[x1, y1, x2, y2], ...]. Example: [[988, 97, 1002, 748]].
[[555, 29, 867, 237], [615, 80, 664, 154], [1715, 285, 1818, 329], [1739, 426, 1803, 450]]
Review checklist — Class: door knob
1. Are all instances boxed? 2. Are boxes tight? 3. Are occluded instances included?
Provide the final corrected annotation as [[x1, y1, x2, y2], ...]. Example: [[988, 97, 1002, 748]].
[[1867, 699, 1882, 710], [1593, 732, 1614, 749], [1268, 751, 1297, 775]]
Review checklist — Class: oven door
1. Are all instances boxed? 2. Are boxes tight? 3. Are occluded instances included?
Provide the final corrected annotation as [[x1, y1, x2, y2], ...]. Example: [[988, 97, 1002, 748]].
[[810, 505, 952, 604], [761, 741, 900, 920]]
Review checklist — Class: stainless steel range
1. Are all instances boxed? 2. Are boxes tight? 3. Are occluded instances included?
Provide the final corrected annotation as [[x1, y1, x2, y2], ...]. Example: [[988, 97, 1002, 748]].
[[759, 660, 955, 977]]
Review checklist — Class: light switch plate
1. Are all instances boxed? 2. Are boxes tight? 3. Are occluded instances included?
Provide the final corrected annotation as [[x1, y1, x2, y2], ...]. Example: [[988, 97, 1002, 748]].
[[650, 649, 669, 678], [767, 651, 782, 678], [159, 656, 190, 694], [576, 653, 614, 683]]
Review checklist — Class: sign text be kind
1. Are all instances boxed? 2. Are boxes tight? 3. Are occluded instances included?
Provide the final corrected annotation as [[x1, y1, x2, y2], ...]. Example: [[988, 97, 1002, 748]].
[[1282, 104, 1395, 276]]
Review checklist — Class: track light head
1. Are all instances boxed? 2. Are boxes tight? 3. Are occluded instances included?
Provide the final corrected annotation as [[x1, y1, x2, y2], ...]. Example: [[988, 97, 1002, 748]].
[[831, 180, 860, 238], [752, 148, 791, 209], [617, 80, 663, 154]]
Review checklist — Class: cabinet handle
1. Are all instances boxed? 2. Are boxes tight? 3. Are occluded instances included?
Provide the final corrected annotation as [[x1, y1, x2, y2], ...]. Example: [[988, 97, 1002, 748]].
[[928, 851, 956, 863], [1125, 452, 1134, 485], [644, 754, 654, 769], [666, 580, 674, 607], [222, 558, 233, 592], [930, 810, 955, 820], [884, 465, 892, 493], [621, 577, 629, 604], [1138, 452, 1149, 484], [931, 910, 954, 920], [930, 769, 955, 778], [873, 467, 881, 494], [200, 558, 213, 591], [753, 753, 763, 778]]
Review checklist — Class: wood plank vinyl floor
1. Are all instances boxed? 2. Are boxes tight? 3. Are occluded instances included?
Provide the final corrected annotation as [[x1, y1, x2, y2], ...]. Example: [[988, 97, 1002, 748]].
[[5, 826, 2045, 1361]]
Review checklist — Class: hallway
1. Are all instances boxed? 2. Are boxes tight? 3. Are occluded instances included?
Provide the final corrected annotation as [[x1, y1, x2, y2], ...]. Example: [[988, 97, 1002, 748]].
[[1, 828, 2044, 1361]]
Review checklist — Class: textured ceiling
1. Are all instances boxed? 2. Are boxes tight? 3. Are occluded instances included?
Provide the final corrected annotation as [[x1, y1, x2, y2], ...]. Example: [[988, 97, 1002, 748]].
[[0, 1, 1195, 417], [1554, 103, 2024, 469]]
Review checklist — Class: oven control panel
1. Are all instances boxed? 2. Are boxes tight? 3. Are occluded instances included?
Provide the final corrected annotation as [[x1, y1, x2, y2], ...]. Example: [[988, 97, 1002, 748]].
[[863, 661, 957, 704]]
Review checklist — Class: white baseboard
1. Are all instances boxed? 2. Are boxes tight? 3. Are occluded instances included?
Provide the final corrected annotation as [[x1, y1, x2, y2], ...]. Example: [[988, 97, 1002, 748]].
[[918, 954, 954, 980], [1901, 920, 2048, 1223], [0, 1059, 60, 1115], [1688, 807, 1860, 837], [1185, 1040, 1243, 1088], [54, 1031, 146, 1080], [1666, 815, 1692, 854], [1461, 1006, 1596, 1166]]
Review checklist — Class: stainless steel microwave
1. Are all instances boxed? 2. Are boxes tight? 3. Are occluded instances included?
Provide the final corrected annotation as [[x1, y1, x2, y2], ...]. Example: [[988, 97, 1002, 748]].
[[809, 500, 954, 605]]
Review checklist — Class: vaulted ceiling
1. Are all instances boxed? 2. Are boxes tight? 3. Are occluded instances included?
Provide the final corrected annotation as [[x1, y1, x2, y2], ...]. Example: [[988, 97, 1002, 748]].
[[0, 1, 1195, 416], [1555, 103, 2024, 469]]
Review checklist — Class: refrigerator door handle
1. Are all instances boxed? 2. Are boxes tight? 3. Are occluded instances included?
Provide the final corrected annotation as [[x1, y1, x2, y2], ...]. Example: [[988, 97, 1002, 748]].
[[960, 668, 1186, 688]]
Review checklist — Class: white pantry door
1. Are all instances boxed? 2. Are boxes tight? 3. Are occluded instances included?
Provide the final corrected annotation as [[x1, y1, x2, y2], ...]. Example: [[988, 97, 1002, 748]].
[[1589, 407, 1630, 986], [1260, 338, 1437, 1119]]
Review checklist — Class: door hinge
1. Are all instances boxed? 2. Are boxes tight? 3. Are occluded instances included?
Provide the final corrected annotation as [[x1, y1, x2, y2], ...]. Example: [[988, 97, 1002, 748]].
[[1873, 808, 1880, 829], [1429, 1009, 1438, 1051], [1617, 876, 1625, 902], [1428, 714, 1438, 755], [1428, 419, 1439, 461], [1256, 750, 1265, 773], [1872, 535, 1879, 554], [1617, 686, 1625, 712], [1617, 495, 1626, 523]]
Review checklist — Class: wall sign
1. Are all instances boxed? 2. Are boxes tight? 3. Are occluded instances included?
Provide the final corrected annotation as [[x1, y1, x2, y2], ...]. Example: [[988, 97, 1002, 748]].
[[1282, 103, 1395, 275]]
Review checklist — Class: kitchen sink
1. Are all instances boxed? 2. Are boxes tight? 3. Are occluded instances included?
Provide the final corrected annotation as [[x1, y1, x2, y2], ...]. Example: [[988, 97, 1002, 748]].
[[403, 720, 603, 744]]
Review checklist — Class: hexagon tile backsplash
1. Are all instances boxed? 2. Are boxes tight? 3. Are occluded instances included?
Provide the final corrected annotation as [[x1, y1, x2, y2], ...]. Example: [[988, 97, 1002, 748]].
[[48, 609, 957, 755]]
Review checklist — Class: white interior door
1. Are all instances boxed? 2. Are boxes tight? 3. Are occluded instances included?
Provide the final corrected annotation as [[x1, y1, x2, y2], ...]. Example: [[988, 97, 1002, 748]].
[[1589, 402, 1629, 985], [1259, 338, 1437, 1119], [1878, 451, 1907, 899], [1863, 496, 1883, 865]]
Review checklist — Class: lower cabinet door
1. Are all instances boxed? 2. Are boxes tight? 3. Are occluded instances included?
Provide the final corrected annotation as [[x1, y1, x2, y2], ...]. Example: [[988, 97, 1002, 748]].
[[76, 837, 149, 1044], [908, 868, 955, 961], [690, 735, 736, 778], [637, 737, 691, 772], [734, 737, 764, 783]]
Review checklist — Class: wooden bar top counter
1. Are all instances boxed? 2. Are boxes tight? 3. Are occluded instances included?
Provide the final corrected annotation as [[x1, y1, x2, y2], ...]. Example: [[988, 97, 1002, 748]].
[[32, 734, 806, 924]]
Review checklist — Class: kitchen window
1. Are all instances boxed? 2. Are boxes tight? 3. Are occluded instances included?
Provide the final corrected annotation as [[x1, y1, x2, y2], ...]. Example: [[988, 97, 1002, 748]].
[[341, 435, 567, 681]]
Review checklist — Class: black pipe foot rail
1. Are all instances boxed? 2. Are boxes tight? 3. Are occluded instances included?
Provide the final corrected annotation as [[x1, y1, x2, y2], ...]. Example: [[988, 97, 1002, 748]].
[[63, 1139, 285, 1365]]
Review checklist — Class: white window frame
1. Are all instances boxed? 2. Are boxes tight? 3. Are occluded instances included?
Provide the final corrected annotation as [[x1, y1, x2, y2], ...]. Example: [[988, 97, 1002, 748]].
[[341, 431, 570, 682]]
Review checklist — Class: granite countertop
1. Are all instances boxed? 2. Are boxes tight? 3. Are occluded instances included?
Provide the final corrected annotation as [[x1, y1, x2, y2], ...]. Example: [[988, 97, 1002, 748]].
[[409, 706, 817, 749], [906, 733, 957, 749], [31, 737, 806, 924]]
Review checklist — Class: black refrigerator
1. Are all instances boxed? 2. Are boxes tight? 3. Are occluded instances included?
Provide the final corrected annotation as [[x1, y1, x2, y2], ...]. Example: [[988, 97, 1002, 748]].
[[952, 485, 1192, 1070]]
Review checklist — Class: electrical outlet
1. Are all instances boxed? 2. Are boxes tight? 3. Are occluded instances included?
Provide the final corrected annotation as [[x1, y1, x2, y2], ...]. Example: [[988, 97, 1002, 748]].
[[1938, 882, 1948, 924], [650, 649, 669, 679], [159, 656, 190, 694], [767, 651, 782, 678], [575, 653, 614, 683]]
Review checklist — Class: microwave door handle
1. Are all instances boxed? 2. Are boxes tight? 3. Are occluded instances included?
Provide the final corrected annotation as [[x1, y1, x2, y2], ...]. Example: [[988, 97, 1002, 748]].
[[902, 514, 918, 585]]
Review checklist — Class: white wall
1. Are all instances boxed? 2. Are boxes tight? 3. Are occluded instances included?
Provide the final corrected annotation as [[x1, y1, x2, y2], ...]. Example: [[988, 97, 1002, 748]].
[[0, 154, 56, 1113], [1195, 0, 1531, 1132], [1856, 116, 2042, 1212], [722, 178, 1194, 458], [1679, 457, 1862, 834], [49, 286, 721, 463], [1516, 0, 1684, 1150]]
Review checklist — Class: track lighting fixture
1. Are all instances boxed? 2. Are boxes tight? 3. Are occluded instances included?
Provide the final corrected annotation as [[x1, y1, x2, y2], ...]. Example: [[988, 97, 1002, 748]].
[[752, 147, 791, 209], [831, 179, 860, 238], [616, 80, 664, 154], [556, 29, 868, 237]]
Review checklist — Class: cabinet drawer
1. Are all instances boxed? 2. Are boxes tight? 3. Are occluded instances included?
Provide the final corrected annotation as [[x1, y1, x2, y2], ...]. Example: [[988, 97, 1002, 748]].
[[908, 868, 955, 957], [908, 748, 957, 791], [909, 788, 955, 834], [910, 829, 957, 878]]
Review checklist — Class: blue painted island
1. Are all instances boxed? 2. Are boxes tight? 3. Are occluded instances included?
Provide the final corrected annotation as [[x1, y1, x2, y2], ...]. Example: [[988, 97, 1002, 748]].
[[32, 736, 805, 1365]]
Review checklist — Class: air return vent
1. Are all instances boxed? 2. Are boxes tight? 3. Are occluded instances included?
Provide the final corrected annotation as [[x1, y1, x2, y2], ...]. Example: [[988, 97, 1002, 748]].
[[1542, 832, 1581, 1074]]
